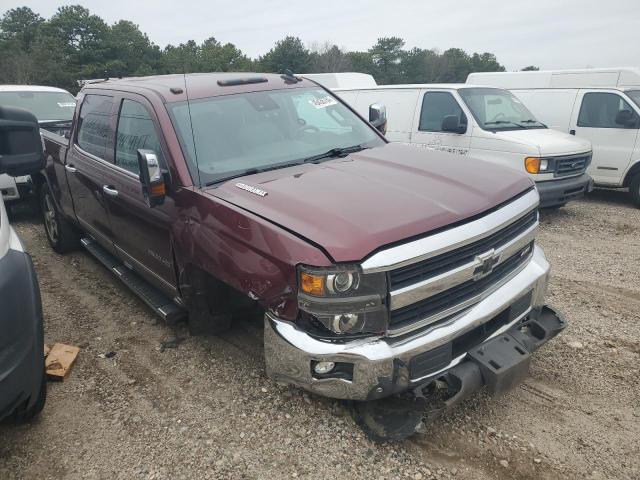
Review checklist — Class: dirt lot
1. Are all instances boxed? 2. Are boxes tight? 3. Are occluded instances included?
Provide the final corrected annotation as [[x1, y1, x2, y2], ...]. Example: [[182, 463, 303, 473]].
[[1, 189, 639, 480]]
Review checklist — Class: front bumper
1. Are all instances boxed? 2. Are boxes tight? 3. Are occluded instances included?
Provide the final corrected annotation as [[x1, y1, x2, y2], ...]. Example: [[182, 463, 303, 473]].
[[265, 245, 560, 401], [536, 173, 593, 208]]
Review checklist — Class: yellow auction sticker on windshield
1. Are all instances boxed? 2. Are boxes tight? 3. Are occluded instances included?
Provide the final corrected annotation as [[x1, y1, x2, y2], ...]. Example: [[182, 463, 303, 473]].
[[309, 96, 338, 109]]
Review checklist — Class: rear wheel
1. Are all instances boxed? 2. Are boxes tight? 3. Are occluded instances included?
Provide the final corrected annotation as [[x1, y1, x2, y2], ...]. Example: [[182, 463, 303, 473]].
[[630, 173, 640, 207], [40, 183, 80, 253]]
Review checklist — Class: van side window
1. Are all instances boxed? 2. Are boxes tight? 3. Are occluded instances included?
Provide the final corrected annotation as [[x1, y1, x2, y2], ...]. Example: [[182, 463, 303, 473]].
[[578, 93, 639, 129], [419, 92, 467, 132], [115, 99, 164, 175], [76, 94, 115, 159]]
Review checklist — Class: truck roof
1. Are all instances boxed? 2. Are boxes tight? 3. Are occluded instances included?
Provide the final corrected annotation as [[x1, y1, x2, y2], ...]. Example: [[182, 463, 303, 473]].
[[82, 73, 316, 102], [467, 68, 640, 90], [0, 85, 72, 93]]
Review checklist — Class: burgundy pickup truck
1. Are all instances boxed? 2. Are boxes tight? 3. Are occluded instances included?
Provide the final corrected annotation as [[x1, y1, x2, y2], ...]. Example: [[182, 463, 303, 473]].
[[36, 72, 565, 438]]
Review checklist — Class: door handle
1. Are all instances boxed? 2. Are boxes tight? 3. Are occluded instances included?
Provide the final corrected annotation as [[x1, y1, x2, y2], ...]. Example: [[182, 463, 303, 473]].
[[102, 185, 119, 197], [65, 164, 77, 173], [569, 129, 576, 135]]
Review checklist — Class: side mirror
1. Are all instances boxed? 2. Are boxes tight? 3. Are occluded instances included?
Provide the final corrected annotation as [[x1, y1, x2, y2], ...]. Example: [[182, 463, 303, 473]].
[[137, 149, 165, 207], [615, 109, 637, 128], [369, 103, 387, 134], [0, 106, 44, 177], [442, 115, 466, 134]]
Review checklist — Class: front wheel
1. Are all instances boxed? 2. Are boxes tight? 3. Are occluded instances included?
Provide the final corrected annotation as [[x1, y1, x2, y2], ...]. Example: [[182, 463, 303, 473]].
[[630, 173, 640, 208], [40, 183, 80, 253]]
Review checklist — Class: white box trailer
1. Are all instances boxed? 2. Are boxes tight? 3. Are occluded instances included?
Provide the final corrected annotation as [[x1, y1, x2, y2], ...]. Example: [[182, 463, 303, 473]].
[[467, 68, 640, 205]]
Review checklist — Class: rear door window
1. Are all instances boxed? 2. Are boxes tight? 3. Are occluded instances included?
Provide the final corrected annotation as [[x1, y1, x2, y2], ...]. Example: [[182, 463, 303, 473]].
[[115, 99, 164, 175], [76, 94, 115, 159], [419, 92, 467, 132], [577, 92, 639, 128]]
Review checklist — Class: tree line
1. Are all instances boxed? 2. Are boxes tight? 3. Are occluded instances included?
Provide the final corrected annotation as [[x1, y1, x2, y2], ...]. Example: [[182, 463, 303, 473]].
[[0, 5, 530, 94]]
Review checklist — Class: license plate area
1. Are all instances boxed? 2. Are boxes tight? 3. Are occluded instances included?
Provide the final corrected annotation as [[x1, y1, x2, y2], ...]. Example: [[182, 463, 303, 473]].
[[468, 333, 531, 396]]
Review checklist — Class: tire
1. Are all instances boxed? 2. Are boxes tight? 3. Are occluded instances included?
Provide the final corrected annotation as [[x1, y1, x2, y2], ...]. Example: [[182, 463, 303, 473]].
[[630, 173, 640, 207], [350, 396, 425, 442], [40, 183, 80, 253], [185, 270, 232, 336], [2, 371, 46, 424]]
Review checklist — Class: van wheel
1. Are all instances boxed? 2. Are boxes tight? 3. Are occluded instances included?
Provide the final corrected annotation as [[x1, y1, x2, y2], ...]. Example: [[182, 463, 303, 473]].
[[40, 183, 80, 254], [2, 371, 46, 424], [630, 174, 640, 207]]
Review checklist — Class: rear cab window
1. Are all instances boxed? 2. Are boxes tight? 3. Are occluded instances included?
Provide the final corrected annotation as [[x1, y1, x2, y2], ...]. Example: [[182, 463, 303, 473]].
[[419, 92, 467, 132], [76, 94, 116, 160]]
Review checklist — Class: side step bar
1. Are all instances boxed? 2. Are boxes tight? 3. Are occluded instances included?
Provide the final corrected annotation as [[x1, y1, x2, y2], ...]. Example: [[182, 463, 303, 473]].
[[81, 238, 186, 324]]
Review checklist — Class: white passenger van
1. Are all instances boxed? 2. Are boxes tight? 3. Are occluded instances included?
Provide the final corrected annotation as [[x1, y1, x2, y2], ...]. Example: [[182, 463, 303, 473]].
[[467, 68, 640, 206], [322, 76, 593, 208], [0, 85, 76, 206]]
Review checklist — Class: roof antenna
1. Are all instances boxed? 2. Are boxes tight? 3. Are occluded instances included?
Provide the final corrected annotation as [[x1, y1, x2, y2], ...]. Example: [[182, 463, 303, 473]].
[[182, 70, 202, 188]]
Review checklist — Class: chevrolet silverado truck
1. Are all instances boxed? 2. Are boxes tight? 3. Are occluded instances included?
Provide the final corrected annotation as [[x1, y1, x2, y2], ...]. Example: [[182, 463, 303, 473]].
[[35, 72, 565, 439], [0, 106, 47, 423]]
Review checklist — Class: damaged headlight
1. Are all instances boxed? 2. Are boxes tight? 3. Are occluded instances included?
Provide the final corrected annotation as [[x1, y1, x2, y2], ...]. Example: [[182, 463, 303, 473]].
[[297, 265, 388, 336]]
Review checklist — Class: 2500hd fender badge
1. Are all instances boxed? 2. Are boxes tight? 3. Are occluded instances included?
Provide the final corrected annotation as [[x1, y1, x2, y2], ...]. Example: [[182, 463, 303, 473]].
[[235, 183, 268, 197]]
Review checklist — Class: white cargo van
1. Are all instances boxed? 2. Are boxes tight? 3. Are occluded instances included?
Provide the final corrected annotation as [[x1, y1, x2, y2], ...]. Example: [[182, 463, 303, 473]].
[[467, 68, 640, 206], [329, 81, 593, 208]]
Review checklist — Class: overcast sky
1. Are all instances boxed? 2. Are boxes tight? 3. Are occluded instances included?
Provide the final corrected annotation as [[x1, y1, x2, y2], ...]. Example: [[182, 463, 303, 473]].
[[4, 0, 639, 71]]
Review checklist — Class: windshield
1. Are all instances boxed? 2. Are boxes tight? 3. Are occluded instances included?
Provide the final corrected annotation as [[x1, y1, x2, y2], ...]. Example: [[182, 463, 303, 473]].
[[627, 90, 640, 109], [458, 88, 544, 131], [167, 87, 384, 186], [0, 91, 76, 122]]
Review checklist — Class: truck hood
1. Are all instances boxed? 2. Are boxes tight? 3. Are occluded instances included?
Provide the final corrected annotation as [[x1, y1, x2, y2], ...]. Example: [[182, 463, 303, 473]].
[[493, 128, 592, 156], [207, 143, 534, 263]]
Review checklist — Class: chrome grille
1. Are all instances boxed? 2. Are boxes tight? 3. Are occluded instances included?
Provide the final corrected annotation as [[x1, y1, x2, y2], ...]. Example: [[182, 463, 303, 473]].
[[359, 189, 540, 337], [554, 153, 591, 178], [389, 209, 537, 289], [389, 242, 533, 329]]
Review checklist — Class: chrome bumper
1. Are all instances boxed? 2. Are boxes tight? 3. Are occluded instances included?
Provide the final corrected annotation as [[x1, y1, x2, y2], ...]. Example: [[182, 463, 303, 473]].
[[264, 245, 551, 401]]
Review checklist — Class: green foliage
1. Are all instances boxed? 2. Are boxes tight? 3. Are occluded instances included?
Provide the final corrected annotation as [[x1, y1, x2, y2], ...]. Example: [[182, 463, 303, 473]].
[[369, 37, 405, 84], [0, 5, 509, 92], [521, 65, 540, 71], [258, 36, 310, 73]]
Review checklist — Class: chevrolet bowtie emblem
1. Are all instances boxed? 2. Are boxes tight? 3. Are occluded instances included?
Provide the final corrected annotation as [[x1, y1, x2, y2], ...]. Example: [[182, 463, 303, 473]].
[[473, 249, 501, 280]]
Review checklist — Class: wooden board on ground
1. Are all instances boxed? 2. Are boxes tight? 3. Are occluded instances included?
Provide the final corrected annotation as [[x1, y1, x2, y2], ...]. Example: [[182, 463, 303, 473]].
[[44, 344, 51, 358], [45, 343, 80, 380]]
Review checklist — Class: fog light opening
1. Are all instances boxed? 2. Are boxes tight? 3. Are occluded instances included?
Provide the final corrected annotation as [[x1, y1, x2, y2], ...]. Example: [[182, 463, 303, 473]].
[[313, 361, 336, 375]]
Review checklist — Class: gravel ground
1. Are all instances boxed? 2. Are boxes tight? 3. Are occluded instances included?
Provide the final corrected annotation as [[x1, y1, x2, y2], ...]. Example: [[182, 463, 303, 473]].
[[1, 189, 638, 480]]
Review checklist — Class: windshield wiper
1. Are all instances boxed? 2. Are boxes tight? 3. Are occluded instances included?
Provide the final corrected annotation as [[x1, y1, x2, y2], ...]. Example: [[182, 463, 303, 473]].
[[205, 160, 305, 187], [521, 119, 547, 128], [484, 120, 526, 128], [299, 144, 367, 164], [205, 145, 368, 187]]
